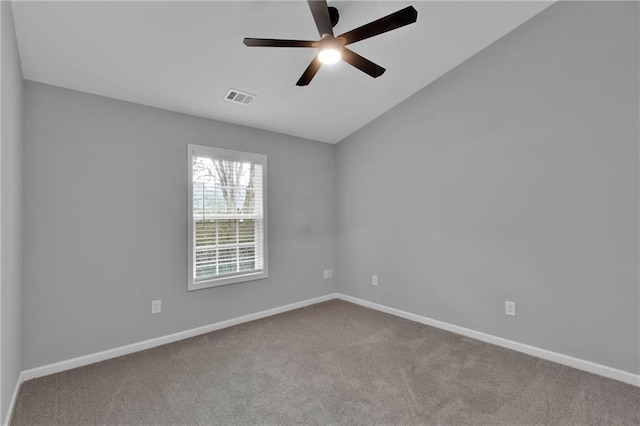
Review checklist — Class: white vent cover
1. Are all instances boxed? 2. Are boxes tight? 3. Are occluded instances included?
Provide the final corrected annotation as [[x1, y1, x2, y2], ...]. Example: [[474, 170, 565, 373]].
[[224, 89, 256, 106]]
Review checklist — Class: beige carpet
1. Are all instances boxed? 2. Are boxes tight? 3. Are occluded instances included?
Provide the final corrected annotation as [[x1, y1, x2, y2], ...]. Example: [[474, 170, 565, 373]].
[[11, 299, 640, 425]]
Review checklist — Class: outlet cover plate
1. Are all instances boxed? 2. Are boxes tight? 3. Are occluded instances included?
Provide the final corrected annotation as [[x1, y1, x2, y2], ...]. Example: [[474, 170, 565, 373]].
[[505, 301, 516, 316]]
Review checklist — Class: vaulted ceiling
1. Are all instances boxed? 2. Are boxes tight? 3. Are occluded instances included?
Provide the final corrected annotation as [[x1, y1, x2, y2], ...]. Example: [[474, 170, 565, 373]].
[[12, 1, 553, 143]]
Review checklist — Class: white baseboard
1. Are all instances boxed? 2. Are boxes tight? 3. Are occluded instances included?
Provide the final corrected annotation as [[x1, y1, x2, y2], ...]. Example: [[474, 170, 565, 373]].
[[3, 371, 25, 426], [21, 293, 339, 382], [336, 293, 640, 387]]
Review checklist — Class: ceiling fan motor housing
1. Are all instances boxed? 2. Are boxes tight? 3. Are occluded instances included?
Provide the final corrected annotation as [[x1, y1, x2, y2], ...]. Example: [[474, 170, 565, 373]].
[[328, 6, 339, 28]]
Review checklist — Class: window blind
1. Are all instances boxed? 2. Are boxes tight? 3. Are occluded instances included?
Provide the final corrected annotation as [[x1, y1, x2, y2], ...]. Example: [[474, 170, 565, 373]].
[[189, 147, 267, 289]]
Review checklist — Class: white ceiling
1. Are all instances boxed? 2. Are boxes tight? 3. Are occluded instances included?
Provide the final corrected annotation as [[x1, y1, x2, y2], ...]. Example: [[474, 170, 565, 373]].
[[12, 1, 553, 143]]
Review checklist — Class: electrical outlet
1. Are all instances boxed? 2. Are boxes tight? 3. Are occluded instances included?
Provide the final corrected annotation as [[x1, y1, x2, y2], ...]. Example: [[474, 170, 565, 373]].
[[505, 301, 516, 316], [151, 300, 162, 314], [323, 269, 334, 279], [372, 275, 378, 286]]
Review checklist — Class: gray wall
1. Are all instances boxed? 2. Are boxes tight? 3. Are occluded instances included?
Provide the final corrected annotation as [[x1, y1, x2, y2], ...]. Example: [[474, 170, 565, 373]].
[[336, 1, 639, 374], [22, 82, 338, 369], [1, 0, 24, 421]]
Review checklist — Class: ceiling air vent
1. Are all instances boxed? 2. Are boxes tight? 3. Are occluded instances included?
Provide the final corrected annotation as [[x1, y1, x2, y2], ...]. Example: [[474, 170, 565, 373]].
[[224, 89, 256, 106]]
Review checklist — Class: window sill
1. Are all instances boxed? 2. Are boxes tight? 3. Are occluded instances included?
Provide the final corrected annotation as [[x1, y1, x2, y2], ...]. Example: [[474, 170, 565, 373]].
[[188, 270, 268, 291]]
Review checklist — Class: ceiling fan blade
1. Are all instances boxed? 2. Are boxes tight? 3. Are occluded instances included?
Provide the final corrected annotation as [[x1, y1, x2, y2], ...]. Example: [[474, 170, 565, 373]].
[[342, 48, 386, 78], [308, 0, 334, 38], [338, 6, 418, 46], [296, 56, 323, 86], [243, 38, 316, 48]]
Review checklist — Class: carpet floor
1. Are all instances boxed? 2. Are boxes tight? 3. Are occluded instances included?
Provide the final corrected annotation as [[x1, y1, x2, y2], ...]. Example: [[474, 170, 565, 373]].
[[11, 299, 640, 425]]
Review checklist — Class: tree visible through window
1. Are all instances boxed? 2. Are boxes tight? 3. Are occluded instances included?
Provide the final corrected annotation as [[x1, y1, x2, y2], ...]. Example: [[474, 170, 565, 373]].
[[188, 146, 267, 290]]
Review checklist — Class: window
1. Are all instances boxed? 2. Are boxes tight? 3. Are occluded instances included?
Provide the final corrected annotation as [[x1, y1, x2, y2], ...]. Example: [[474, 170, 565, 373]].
[[188, 145, 267, 290]]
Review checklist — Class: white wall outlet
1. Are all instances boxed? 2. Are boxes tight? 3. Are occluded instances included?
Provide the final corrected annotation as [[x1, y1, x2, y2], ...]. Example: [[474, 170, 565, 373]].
[[372, 275, 378, 286], [323, 269, 334, 279], [505, 301, 516, 316], [151, 299, 162, 314]]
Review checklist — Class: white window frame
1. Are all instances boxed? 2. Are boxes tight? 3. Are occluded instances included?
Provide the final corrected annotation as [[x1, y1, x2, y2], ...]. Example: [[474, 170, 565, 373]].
[[187, 144, 268, 291]]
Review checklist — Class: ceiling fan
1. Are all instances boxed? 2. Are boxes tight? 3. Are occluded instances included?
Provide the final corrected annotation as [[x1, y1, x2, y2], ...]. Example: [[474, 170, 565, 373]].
[[243, 1, 418, 86]]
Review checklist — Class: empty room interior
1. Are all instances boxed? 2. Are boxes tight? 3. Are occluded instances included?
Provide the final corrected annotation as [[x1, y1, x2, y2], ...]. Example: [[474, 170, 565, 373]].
[[1, 0, 639, 424]]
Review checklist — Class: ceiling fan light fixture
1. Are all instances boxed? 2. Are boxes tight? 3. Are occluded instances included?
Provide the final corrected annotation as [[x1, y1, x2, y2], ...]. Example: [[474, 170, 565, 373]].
[[318, 47, 341, 64], [317, 35, 343, 65]]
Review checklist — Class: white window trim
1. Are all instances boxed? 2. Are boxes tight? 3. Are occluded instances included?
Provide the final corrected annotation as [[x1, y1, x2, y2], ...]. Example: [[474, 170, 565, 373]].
[[187, 144, 268, 291]]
